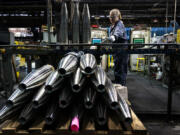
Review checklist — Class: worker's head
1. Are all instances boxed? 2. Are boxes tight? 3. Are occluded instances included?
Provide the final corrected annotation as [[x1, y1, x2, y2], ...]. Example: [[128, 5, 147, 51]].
[[109, 9, 122, 24]]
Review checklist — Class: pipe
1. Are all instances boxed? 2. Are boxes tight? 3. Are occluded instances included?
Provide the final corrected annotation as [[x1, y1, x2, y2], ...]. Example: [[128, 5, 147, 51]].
[[173, 0, 177, 34], [47, 0, 52, 43]]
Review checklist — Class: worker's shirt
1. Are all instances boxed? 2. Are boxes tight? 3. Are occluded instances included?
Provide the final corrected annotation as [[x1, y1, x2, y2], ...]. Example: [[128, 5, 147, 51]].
[[110, 20, 127, 43]]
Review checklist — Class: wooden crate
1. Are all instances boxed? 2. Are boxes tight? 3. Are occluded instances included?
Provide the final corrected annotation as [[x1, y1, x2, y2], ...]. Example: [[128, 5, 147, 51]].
[[0, 109, 147, 135]]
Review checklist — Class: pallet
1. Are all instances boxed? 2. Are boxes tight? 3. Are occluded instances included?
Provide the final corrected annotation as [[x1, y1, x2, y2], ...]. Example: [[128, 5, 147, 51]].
[[0, 109, 147, 135]]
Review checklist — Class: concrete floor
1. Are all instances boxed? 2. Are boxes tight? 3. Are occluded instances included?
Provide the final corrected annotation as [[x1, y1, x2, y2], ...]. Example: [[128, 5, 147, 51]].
[[127, 72, 180, 113], [126, 72, 180, 135], [143, 120, 180, 135], [127, 73, 168, 113]]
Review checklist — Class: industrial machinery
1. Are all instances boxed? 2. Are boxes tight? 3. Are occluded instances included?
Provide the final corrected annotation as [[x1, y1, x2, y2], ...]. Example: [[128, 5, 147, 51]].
[[130, 27, 151, 71], [91, 27, 108, 70], [42, 26, 57, 43]]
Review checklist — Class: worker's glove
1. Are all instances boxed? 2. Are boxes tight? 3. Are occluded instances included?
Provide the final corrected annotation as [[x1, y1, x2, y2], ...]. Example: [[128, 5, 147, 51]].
[[106, 35, 116, 42]]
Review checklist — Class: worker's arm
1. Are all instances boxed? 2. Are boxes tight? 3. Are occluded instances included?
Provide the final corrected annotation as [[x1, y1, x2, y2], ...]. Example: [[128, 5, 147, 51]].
[[111, 21, 126, 42]]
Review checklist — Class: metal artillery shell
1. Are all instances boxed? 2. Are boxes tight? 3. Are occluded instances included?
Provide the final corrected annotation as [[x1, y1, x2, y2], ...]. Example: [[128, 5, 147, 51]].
[[72, 2, 80, 44], [19, 65, 54, 91], [71, 68, 85, 93], [82, 4, 91, 43], [45, 70, 63, 93], [45, 101, 59, 125], [59, 2, 68, 44], [0, 105, 21, 123], [84, 87, 96, 109], [6, 88, 32, 108], [96, 102, 107, 125], [71, 115, 80, 132], [58, 54, 78, 76], [105, 78, 118, 110], [70, 104, 84, 132], [32, 85, 49, 109], [66, 52, 80, 57], [116, 90, 132, 123], [18, 102, 35, 125], [59, 87, 73, 108], [92, 66, 107, 93], [80, 53, 97, 75]]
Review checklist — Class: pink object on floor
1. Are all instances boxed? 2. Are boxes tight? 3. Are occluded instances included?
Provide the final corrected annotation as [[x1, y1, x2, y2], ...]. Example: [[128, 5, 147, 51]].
[[71, 116, 79, 132]]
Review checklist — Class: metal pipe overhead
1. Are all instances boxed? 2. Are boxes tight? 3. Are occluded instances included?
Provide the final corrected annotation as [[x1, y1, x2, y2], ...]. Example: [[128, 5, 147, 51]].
[[173, 0, 177, 34]]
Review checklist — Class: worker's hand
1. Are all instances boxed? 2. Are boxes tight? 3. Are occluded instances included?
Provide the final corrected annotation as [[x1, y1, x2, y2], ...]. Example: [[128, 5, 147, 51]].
[[102, 38, 110, 43], [106, 35, 116, 42]]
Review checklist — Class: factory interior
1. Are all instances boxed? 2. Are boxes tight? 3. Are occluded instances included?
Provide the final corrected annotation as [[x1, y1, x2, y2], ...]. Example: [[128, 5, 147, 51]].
[[0, 0, 180, 135]]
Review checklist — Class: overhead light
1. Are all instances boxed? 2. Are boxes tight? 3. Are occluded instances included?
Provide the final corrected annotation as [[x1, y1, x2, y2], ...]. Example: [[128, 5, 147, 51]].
[[100, 15, 105, 18], [153, 19, 158, 23], [165, 19, 169, 23], [125, 18, 135, 20], [148, 8, 166, 11], [94, 16, 100, 20], [3, 14, 9, 16], [153, 3, 159, 7]]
